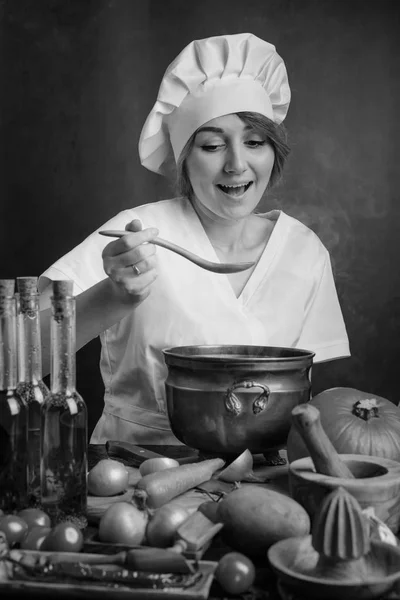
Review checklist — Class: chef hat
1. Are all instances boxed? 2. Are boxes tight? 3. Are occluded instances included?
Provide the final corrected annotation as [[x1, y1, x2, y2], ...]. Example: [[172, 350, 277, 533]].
[[138, 33, 291, 175]]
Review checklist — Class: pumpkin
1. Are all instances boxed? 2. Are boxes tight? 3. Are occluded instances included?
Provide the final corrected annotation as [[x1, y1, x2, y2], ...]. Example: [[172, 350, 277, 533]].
[[287, 387, 400, 463]]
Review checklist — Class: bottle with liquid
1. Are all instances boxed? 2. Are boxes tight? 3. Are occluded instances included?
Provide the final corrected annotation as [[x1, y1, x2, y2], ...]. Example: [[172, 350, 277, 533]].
[[40, 280, 88, 528], [0, 279, 28, 512], [16, 276, 50, 507]]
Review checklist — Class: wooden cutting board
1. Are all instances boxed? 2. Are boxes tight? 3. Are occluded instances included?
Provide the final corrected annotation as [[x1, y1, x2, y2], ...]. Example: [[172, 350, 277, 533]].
[[87, 459, 290, 524]]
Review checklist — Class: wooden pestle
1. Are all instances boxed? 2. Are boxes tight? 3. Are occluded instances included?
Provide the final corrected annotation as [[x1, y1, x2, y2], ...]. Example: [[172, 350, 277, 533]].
[[291, 403, 355, 479]]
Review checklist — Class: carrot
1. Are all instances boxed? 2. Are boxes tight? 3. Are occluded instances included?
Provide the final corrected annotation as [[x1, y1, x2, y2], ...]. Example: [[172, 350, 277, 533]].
[[133, 458, 225, 509]]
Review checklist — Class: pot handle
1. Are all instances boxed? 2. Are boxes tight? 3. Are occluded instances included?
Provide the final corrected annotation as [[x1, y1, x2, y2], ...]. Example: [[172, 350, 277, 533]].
[[224, 380, 270, 416]]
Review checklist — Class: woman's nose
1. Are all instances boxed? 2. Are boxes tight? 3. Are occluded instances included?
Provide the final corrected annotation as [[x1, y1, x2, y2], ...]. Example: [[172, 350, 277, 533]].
[[224, 145, 247, 174]]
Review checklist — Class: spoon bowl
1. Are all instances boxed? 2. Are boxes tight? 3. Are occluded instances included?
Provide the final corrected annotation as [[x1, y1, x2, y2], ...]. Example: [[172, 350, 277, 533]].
[[98, 230, 255, 274]]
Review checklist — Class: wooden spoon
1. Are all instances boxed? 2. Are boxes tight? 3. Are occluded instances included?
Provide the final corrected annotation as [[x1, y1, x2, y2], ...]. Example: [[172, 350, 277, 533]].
[[291, 403, 355, 479], [98, 230, 255, 274]]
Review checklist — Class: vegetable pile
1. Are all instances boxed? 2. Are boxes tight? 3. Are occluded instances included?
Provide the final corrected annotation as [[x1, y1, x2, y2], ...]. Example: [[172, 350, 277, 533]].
[[98, 456, 225, 545], [1, 448, 314, 595]]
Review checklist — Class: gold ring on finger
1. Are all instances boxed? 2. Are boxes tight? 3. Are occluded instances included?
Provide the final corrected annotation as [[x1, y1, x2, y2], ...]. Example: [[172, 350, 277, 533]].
[[132, 265, 141, 276]]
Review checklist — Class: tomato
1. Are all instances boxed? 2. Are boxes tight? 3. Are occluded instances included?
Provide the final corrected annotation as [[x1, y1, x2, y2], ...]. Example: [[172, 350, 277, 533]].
[[20, 525, 51, 550], [17, 508, 51, 530], [0, 515, 29, 547], [41, 522, 84, 552], [215, 552, 256, 595]]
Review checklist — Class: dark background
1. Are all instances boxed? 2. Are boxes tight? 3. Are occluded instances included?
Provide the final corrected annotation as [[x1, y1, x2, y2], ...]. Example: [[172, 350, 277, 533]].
[[1, 0, 399, 436]]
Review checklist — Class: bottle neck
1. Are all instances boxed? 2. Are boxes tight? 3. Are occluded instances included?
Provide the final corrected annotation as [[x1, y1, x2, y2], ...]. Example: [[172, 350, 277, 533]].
[[50, 295, 76, 395], [18, 294, 43, 383], [0, 296, 18, 390]]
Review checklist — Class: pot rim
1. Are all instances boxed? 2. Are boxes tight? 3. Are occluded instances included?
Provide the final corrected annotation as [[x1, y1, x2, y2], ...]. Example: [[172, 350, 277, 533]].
[[163, 344, 315, 363]]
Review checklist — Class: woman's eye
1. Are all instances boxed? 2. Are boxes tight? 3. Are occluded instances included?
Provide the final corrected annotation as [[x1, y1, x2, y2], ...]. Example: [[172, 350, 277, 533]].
[[246, 140, 266, 148], [201, 144, 224, 152]]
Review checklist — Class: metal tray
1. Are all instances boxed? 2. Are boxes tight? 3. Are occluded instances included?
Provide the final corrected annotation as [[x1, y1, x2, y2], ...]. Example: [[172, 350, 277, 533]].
[[0, 549, 217, 599]]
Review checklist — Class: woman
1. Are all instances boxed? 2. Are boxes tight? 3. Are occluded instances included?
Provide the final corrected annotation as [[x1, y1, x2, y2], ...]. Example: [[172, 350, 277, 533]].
[[39, 33, 350, 445]]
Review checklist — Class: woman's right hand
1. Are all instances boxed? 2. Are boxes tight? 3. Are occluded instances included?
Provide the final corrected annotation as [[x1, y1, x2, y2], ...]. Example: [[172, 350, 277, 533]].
[[102, 219, 159, 305]]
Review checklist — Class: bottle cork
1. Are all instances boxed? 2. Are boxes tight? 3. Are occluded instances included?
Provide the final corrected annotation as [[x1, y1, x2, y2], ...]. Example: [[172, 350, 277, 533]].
[[0, 279, 15, 297], [17, 276, 38, 297], [52, 280, 74, 298], [17, 276, 39, 314], [0, 279, 15, 314]]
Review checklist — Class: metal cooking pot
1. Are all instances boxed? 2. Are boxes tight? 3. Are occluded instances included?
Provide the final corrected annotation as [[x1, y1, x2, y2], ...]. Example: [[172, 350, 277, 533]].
[[163, 345, 315, 457]]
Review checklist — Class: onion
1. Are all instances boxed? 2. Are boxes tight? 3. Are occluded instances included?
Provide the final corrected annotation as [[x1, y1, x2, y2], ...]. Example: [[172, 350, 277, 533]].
[[98, 501, 148, 545], [146, 504, 191, 548], [88, 459, 129, 497], [139, 457, 180, 477], [217, 449, 254, 482]]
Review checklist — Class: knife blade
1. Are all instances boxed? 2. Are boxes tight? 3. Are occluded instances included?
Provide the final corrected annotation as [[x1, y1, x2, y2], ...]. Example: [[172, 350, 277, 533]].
[[106, 440, 199, 467]]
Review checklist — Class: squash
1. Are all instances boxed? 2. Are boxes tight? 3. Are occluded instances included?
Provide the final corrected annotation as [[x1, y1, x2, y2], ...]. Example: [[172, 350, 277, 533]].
[[287, 387, 400, 463], [216, 484, 310, 557]]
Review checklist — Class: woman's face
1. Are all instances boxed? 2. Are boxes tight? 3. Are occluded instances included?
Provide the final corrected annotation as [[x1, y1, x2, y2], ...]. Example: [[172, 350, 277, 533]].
[[185, 114, 275, 222]]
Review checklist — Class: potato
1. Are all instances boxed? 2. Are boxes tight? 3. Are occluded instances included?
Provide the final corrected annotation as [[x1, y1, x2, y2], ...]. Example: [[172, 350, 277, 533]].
[[216, 484, 310, 557]]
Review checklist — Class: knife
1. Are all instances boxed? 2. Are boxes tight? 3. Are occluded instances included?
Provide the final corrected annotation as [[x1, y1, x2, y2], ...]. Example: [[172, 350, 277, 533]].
[[106, 440, 199, 467]]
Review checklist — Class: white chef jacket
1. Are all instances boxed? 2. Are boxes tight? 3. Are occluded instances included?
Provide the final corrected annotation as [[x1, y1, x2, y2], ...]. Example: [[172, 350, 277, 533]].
[[40, 197, 350, 445]]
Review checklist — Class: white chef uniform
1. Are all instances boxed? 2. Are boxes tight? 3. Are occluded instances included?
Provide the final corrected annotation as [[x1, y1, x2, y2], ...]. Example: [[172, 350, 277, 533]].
[[40, 196, 350, 445]]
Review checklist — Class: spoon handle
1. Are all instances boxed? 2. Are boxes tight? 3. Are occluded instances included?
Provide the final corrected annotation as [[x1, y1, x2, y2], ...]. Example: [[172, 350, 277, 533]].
[[98, 230, 254, 274]]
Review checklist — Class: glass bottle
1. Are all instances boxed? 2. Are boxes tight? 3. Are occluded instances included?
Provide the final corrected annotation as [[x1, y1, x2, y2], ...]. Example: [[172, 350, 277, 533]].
[[0, 279, 28, 512], [16, 276, 50, 507], [40, 280, 88, 528]]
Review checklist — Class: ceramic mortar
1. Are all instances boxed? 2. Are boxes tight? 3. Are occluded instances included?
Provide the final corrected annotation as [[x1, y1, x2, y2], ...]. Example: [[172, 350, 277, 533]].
[[289, 453, 400, 533]]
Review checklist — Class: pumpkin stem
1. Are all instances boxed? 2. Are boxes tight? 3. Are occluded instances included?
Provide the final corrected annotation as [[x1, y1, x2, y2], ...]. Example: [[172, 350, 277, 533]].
[[352, 398, 379, 421]]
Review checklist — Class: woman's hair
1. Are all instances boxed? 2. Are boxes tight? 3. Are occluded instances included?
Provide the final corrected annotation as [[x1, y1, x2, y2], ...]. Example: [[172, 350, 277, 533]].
[[175, 111, 290, 199]]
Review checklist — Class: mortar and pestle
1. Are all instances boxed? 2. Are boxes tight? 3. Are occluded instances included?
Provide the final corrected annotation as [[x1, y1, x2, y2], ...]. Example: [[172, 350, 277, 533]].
[[288, 403, 400, 533], [267, 403, 400, 599]]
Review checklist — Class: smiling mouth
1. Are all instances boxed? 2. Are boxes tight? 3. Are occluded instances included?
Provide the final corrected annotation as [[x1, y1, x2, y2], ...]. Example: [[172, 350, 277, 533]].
[[217, 182, 253, 197]]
